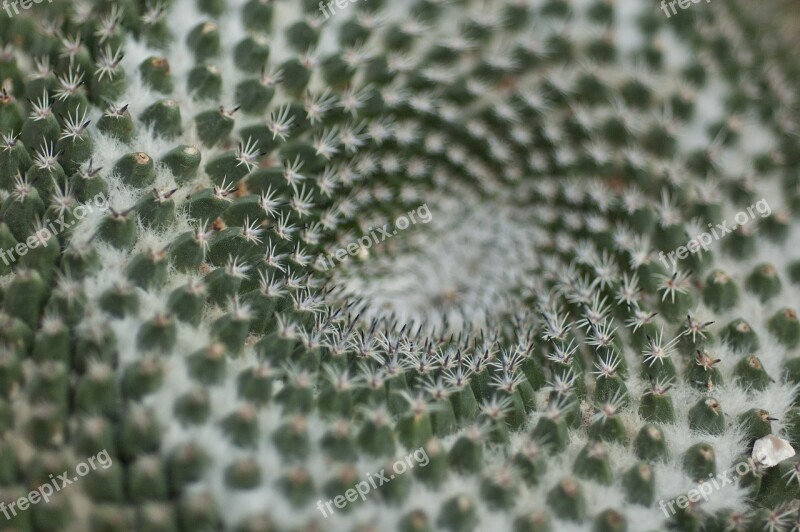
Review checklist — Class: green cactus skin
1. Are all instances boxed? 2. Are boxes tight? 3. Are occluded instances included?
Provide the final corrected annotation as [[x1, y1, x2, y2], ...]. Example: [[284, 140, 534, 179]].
[[0, 0, 798, 530]]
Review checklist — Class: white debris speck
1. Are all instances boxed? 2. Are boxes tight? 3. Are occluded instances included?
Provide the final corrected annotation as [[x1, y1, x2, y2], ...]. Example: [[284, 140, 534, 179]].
[[752, 435, 796, 468]]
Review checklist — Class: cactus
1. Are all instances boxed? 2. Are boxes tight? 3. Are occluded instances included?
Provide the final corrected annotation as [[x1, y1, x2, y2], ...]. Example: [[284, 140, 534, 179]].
[[0, 0, 799, 530]]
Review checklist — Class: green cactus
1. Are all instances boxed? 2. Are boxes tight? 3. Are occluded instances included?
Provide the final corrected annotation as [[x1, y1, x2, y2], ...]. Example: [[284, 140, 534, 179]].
[[0, 0, 798, 530]]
